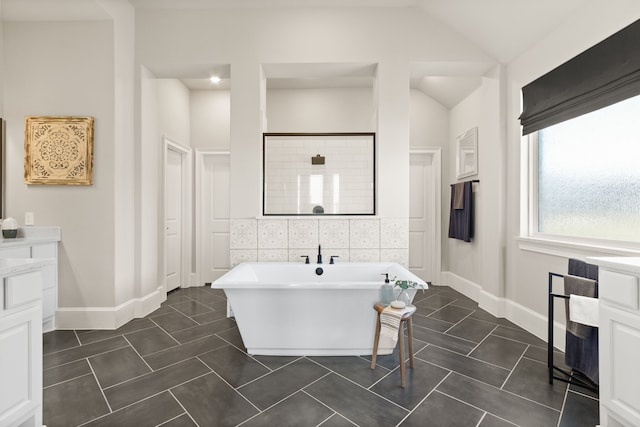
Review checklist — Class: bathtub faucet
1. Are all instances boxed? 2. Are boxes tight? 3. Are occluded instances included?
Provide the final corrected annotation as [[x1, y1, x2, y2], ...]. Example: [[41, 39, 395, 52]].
[[317, 245, 323, 264]]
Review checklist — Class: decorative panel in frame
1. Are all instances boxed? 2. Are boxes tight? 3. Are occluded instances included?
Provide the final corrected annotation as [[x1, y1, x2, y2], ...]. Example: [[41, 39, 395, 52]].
[[456, 126, 478, 179], [24, 116, 94, 185]]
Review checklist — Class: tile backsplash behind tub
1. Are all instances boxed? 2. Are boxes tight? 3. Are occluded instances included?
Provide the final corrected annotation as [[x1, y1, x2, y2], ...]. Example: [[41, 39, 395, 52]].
[[229, 218, 408, 267]]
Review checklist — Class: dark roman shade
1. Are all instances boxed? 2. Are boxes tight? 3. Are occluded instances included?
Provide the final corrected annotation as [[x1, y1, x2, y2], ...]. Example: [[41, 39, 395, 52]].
[[519, 19, 640, 135]]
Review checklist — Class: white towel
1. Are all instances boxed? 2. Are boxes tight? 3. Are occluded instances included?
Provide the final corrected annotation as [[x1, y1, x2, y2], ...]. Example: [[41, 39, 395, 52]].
[[569, 294, 599, 328], [379, 305, 415, 349]]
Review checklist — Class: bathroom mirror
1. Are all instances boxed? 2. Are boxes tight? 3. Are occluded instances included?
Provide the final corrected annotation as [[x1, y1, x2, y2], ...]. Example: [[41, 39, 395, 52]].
[[456, 127, 478, 179], [263, 132, 376, 215]]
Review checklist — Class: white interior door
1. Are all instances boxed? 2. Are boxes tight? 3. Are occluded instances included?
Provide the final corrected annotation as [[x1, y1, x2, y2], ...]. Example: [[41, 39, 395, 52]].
[[165, 147, 183, 292], [199, 152, 230, 284], [409, 150, 441, 284]]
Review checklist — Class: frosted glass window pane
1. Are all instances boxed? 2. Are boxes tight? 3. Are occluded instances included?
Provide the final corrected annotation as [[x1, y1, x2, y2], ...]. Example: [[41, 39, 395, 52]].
[[538, 95, 640, 243]]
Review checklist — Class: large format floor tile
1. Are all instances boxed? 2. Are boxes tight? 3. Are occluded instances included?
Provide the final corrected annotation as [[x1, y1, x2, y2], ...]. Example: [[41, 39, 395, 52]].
[[172, 372, 260, 427], [438, 373, 561, 427], [42, 285, 599, 427], [43, 374, 110, 427], [305, 373, 410, 427]]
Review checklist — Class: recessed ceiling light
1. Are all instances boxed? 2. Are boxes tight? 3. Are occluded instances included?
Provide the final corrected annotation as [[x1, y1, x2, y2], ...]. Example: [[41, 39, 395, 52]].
[[210, 76, 221, 84]]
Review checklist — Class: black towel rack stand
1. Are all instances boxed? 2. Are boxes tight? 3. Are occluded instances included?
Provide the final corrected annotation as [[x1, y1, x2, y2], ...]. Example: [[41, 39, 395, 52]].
[[547, 272, 599, 392]]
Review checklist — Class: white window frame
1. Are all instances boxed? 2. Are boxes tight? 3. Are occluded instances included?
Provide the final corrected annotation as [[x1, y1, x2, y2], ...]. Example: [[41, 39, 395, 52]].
[[517, 131, 640, 259]]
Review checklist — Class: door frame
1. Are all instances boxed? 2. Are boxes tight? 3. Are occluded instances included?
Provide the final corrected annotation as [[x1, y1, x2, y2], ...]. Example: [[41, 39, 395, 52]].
[[163, 136, 193, 293], [409, 148, 442, 285], [195, 149, 231, 286]]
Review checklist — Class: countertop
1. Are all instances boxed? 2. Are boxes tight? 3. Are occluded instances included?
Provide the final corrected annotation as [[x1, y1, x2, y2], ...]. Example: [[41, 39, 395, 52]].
[[0, 226, 61, 247], [587, 256, 640, 274]]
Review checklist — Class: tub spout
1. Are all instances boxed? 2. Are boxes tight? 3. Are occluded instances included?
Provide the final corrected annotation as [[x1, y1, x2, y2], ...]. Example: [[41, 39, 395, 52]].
[[317, 245, 323, 264]]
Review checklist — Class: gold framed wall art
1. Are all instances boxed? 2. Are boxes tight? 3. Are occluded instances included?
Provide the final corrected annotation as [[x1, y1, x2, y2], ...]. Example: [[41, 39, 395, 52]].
[[24, 116, 94, 185]]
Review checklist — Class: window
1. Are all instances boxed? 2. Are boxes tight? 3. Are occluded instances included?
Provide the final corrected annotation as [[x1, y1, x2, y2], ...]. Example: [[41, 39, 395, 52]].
[[532, 94, 640, 243]]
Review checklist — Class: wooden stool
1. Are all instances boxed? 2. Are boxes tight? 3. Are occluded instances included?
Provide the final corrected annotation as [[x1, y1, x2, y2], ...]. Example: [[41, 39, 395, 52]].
[[370, 303, 416, 388]]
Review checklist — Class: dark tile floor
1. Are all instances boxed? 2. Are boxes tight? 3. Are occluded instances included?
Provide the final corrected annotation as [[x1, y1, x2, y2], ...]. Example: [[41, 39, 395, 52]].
[[42, 285, 600, 427]]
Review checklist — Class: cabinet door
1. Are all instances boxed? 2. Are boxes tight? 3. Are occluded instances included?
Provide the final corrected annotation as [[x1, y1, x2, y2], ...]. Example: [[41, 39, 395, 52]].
[[600, 304, 640, 426], [0, 304, 42, 426], [31, 243, 58, 291]]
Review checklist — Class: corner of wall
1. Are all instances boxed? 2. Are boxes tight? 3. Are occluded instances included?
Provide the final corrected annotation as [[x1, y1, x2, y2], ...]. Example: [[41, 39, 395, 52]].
[[441, 270, 565, 351], [55, 286, 163, 330]]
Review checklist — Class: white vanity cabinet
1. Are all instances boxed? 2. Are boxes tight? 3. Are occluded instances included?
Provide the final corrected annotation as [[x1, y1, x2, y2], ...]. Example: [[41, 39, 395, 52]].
[[0, 258, 53, 427], [588, 257, 640, 427], [0, 227, 60, 332]]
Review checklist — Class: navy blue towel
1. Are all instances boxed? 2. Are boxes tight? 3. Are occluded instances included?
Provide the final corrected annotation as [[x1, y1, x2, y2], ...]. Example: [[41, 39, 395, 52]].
[[448, 181, 473, 242], [565, 258, 599, 385]]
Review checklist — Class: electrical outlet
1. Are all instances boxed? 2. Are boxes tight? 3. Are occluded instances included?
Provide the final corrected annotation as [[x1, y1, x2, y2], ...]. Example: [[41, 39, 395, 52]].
[[25, 212, 34, 226]]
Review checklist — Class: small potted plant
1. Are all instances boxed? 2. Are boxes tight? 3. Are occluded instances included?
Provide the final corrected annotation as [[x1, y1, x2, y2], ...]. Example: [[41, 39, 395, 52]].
[[390, 278, 427, 308]]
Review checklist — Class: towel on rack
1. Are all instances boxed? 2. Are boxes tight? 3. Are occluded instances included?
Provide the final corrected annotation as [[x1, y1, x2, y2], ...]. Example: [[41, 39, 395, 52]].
[[565, 258, 599, 385], [569, 295, 599, 327], [448, 181, 473, 242], [453, 182, 465, 209], [564, 274, 597, 339], [379, 305, 414, 349]]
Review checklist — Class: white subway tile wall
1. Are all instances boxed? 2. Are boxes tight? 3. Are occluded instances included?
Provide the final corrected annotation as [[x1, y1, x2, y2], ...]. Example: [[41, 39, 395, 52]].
[[264, 136, 374, 215], [230, 218, 408, 267]]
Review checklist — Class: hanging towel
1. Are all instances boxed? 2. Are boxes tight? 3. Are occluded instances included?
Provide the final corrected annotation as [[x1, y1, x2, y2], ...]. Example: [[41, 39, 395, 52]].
[[564, 274, 597, 339], [569, 295, 599, 328], [448, 181, 473, 242], [379, 305, 415, 349], [568, 258, 599, 281], [565, 258, 599, 385], [453, 182, 465, 209]]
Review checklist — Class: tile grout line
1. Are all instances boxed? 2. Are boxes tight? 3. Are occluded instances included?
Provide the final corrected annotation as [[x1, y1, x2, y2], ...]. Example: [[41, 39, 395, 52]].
[[167, 389, 201, 427], [436, 389, 522, 427], [154, 411, 190, 427], [302, 389, 359, 427], [148, 316, 190, 347], [466, 324, 500, 356], [122, 334, 155, 372], [474, 411, 487, 427], [413, 351, 511, 380], [86, 357, 114, 414], [304, 357, 410, 414], [442, 309, 477, 334], [236, 371, 335, 427], [44, 343, 131, 371], [556, 382, 571, 427], [394, 372, 453, 427], [234, 356, 304, 390]]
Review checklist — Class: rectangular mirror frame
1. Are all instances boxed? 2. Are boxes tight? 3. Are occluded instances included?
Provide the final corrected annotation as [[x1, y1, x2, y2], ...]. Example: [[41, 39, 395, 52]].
[[263, 132, 376, 216]]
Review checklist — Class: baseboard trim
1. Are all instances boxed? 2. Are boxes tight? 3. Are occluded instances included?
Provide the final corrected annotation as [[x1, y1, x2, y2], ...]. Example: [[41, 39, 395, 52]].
[[441, 271, 565, 351], [55, 286, 163, 330]]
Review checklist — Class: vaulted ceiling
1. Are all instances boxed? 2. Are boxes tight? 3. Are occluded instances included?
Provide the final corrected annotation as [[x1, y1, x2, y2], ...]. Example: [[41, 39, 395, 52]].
[[2, 0, 591, 108]]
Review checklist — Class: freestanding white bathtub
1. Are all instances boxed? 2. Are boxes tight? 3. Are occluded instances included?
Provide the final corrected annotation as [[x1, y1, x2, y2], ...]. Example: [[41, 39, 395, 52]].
[[211, 262, 428, 356]]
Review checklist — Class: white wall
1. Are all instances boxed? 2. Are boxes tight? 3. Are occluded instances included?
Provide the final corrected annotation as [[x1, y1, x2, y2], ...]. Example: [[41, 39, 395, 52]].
[[409, 89, 449, 150], [190, 90, 230, 150], [157, 79, 190, 145], [3, 20, 116, 309], [138, 65, 161, 305], [266, 88, 374, 132]]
